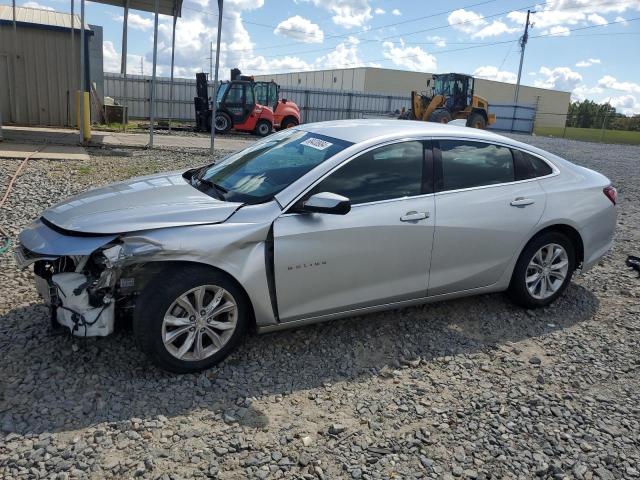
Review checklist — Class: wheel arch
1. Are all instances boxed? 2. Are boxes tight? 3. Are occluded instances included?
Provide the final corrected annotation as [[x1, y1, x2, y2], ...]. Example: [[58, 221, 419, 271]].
[[526, 224, 585, 268], [122, 260, 257, 330]]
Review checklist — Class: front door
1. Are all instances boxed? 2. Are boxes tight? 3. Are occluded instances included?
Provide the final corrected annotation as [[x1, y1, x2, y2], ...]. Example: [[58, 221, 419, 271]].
[[273, 140, 435, 322], [428, 139, 546, 296], [221, 82, 253, 125]]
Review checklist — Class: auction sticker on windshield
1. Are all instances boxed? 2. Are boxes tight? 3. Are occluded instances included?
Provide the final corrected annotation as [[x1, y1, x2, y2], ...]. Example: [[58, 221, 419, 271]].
[[301, 138, 333, 150]]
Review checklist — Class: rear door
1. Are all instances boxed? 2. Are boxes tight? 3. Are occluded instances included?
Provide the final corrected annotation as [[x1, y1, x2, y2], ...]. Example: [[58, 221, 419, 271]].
[[428, 139, 546, 296]]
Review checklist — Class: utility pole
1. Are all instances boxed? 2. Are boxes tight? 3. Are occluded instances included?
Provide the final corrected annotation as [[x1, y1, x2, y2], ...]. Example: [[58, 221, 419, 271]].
[[140, 57, 143, 75], [513, 9, 533, 105], [210, 0, 223, 155], [210, 41, 213, 79]]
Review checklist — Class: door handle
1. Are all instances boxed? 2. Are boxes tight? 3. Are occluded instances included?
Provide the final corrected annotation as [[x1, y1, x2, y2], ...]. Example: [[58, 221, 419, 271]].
[[510, 197, 535, 207], [400, 211, 429, 222]]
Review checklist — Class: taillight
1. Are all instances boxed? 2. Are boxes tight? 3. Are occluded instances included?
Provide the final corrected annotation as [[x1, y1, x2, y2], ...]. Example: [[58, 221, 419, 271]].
[[603, 186, 617, 205]]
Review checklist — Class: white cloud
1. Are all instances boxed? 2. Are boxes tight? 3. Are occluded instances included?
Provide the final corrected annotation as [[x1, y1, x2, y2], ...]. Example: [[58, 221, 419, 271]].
[[473, 65, 517, 83], [310, 0, 373, 28], [314, 36, 363, 69], [22, 1, 53, 10], [609, 94, 640, 114], [545, 25, 571, 36], [374, 7, 385, 14], [274, 16, 324, 43], [381, 40, 437, 71], [103, 41, 121, 73], [507, 1, 640, 41], [571, 83, 604, 101], [615, 15, 628, 24], [598, 75, 640, 93], [116, 12, 153, 31], [472, 20, 518, 39], [575, 58, 601, 67], [427, 35, 446, 47], [587, 13, 607, 25], [448, 9, 487, 34], [226, 0, 265, 10], [391, 8, 401, 16], [534, 66, 583, 91]]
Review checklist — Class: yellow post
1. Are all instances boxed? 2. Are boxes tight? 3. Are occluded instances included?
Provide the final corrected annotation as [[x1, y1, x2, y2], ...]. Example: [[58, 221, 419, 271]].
[[76, 90, 91, 141], [82, 91, 91, 142]]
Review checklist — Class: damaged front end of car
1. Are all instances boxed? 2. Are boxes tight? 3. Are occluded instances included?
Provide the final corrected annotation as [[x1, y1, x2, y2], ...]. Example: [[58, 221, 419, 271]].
[[15, 219, 162, 337]]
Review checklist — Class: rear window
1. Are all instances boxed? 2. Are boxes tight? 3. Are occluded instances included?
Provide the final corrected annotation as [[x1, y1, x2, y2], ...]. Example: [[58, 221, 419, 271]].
[[439, 140, 514, 191]]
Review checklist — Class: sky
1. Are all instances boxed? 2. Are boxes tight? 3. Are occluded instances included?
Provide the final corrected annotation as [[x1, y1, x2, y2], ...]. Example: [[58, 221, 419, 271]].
[[17, 0, 640, 114]]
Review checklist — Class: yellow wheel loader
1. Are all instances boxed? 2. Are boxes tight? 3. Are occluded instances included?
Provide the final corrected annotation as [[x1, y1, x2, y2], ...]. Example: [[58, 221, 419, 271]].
[[400, 73, 496, 129]]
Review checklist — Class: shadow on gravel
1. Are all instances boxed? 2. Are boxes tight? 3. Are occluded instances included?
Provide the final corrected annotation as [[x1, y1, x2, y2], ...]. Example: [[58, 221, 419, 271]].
[[0, 283, 599, 435]]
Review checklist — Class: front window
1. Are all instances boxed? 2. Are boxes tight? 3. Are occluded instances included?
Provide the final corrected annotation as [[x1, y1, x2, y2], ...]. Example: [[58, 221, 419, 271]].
[[191, 130, 352, 204], [309, 141, 425, 204]]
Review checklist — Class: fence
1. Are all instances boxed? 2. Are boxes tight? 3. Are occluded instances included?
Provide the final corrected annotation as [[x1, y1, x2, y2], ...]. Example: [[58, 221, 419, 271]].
[[103, 73, 536, 133]]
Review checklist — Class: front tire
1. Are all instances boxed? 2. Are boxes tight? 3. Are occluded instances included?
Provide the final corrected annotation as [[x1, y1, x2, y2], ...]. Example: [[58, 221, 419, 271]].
[[429, 108, 452, 124], [255, 119, 272, 136], [133, 265, 248, 373], [508, 232, 575, 309], [214, 112, 232, 134]]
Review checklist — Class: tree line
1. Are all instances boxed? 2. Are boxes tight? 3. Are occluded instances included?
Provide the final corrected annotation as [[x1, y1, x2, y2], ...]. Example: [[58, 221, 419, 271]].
[[566, 100, 640, 131]]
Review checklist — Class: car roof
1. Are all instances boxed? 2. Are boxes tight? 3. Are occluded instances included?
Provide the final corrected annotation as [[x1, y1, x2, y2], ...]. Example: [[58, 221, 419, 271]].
[[296, 119, 512, 145]]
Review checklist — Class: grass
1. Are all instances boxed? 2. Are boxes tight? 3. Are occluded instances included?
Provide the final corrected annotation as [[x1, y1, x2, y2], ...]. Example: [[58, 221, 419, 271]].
[[534, 126, 640, 145]]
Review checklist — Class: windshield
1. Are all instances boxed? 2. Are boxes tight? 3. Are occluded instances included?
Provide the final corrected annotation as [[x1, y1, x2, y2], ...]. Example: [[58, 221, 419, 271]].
[[215, 83, 229, 106], [191, 130, 352, 204]]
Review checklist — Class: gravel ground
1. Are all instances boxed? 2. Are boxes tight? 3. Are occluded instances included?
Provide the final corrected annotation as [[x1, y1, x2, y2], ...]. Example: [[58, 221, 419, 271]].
[[1, 137, 639, 480]]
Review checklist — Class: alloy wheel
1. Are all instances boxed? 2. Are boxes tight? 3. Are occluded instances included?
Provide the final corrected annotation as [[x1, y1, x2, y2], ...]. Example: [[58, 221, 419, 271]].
[[162, 285, 238, 361], [525, 243, 569, 300]]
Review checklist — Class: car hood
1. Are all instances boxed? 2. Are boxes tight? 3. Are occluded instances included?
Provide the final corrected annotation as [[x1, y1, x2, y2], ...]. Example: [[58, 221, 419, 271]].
[[42, 171, 243, 234]]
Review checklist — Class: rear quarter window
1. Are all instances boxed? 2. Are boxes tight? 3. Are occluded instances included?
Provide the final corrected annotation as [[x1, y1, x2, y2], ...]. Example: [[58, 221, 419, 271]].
[[514, 150, 554, 180]]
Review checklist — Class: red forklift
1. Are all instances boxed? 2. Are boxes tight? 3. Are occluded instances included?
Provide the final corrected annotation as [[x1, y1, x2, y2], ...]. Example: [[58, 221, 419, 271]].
[[194, 69, 301, 136]]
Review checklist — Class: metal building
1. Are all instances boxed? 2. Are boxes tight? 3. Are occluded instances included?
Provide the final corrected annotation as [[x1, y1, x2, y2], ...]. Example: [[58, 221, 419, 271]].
[[254, 67, 571, 129], [0, 6, 100, 127]]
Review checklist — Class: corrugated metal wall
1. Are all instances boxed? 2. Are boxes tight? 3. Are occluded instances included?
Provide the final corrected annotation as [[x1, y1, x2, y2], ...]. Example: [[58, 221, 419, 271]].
[[103, 73, 536, 133], [0, 24, 80, 126], [104, 73, 410, 123]]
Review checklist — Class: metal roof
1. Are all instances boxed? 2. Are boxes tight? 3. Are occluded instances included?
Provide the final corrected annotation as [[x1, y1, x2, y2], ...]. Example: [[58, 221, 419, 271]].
[[92, 0, 182, 17], [0, 5, 91, 30]]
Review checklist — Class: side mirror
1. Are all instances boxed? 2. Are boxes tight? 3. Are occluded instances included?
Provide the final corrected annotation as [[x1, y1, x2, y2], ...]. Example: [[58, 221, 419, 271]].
[[300, 192, 351, 215]]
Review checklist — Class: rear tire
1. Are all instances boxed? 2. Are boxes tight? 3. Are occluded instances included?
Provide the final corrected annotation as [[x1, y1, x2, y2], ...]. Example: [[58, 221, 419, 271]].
[[214, 112, 232, 134], [280, 117, 298, 129], [467, 112, 486, 129], [255, 119, 272, 136], [508, 232, 576, 309], [133, 265, 248, 373], [429, 108, 452, 124]]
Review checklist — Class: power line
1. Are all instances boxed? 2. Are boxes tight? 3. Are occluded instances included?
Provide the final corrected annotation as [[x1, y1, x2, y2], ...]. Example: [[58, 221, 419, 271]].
[[235, 16, 640, 73], [221, 0, 631, 59], [183, 0, 515, 53]]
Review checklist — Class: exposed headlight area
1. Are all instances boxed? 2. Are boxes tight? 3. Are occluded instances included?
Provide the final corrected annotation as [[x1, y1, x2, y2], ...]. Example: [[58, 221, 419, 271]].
[[23, 244, 122, 337]]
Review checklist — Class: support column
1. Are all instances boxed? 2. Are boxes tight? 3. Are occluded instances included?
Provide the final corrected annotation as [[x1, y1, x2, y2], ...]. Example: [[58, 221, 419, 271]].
[[148, 0, 160, 147], [168, 6, 177, 133], [122, 0, 129, 129], [210, 0, 223, 154], [12, 0, 19, 123], [79, 0, 85, 142], [70, 0, 75, 126]]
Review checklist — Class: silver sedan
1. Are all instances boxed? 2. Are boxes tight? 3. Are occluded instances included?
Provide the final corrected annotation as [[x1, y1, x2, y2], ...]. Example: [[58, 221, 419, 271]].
[[15, 120, 617, 372]]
